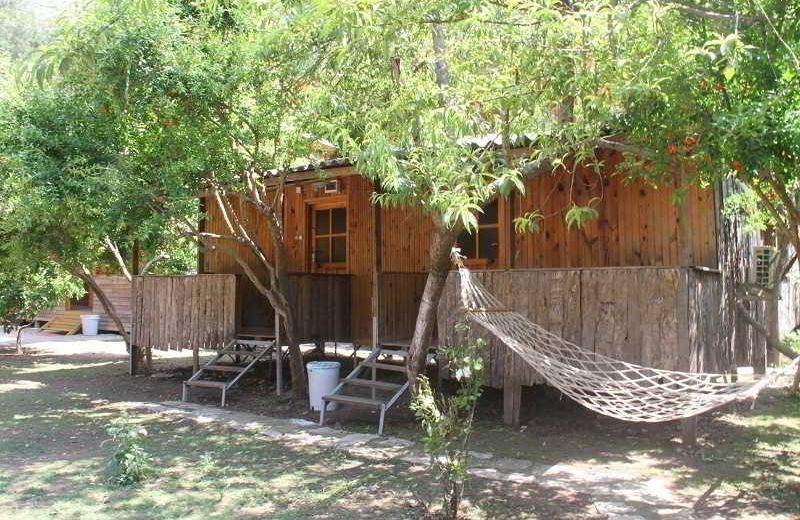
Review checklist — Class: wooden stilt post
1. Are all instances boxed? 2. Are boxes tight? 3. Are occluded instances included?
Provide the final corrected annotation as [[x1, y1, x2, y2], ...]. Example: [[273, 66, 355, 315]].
[[503, 379, 522, 427], [275, 313, 283, 396], [129, 345, 139, 376], [681, 416, 698, 446], [677, 169, 698, 447]]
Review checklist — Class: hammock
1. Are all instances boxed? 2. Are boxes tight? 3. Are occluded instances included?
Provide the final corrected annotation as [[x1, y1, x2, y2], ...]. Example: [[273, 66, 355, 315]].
[[454, 253, 800, 422]]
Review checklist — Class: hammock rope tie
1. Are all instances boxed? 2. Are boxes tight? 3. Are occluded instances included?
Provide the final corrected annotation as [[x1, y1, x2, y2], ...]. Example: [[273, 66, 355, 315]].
[[452, 250, 800, 422]]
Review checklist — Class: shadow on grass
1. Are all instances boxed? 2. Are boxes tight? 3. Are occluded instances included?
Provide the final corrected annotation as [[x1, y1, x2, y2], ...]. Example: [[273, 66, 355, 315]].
[[0, 354, 602, 520]]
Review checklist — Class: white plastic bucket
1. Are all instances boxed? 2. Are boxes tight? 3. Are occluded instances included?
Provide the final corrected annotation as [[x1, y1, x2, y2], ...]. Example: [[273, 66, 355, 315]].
[[80, 314, 100, 336], [307, 361, 341, 411]]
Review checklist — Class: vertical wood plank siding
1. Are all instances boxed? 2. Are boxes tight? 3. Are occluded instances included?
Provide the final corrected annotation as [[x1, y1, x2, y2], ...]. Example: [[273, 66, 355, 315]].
[[438, 267, 726, 390], [378, 272, 429, 342], [131, 274, 236, 351], [204, 173, 372, 344]]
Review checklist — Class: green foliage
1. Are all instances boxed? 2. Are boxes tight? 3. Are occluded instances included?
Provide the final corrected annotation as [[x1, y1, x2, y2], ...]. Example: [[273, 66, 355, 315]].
[[0, 257, 81, 325], [514, 210, 544, 234], [106, 414, 151, 486], [411, 321, 485, 519], [723, 188, 776, 234], [564, 202, 599, 230]]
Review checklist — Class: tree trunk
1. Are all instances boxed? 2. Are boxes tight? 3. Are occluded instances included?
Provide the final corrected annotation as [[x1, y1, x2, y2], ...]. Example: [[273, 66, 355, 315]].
[[792, 363, 800, 392], [736, 302, 798, 361], [15, 322, 31, 355], [74, 268, 130, 349], [281, 309, 305, 396], [267, 208, 308, 397], [407, 221, 462, 387]]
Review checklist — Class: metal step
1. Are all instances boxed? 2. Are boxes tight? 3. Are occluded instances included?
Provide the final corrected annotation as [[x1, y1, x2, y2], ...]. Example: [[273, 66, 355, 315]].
[[204, 365, 245, 373], [220, 350, 259, 358], [184, 380, 226, 389], [362, 361, 407, 373], [232, 339, 274, 347], [342, 378, 403, 391], [323, 394, 383, 408]]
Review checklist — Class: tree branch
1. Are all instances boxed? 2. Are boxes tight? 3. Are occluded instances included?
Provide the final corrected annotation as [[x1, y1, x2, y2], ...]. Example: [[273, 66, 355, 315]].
[[140, 252, 169, 275], [104, 237, 132, 282], [736, 301, 798, 360]]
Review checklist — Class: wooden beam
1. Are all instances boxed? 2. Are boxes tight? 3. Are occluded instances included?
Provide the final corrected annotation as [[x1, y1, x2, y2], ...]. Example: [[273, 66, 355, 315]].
[[503, 378, 522, 427], [372, 198, 382, 348], [681, 416, 697, 446]]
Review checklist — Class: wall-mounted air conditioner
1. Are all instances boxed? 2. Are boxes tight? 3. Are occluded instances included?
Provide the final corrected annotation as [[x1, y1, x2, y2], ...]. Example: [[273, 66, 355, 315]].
[[324, 180, 340, 193]]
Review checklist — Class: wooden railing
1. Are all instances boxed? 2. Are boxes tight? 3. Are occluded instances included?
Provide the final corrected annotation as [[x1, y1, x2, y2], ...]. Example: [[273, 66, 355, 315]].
[[438, 267, 711, 390], [286, 273, 352, 343]]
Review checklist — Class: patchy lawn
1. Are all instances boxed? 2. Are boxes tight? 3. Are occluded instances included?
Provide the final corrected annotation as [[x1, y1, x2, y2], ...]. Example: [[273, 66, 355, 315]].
[[1, 332, 799, 519]]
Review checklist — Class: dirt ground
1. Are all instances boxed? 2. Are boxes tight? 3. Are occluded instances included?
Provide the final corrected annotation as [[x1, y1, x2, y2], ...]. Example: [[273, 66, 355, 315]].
[[1, 331, 799, 519]]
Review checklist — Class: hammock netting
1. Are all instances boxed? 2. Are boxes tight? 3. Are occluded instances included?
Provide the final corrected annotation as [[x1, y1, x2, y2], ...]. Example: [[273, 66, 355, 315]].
[[455, 256, 800, 422]]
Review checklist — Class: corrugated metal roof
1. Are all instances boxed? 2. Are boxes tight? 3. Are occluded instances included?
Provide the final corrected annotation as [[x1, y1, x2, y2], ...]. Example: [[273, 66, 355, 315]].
[[261, 134, 538, 180]]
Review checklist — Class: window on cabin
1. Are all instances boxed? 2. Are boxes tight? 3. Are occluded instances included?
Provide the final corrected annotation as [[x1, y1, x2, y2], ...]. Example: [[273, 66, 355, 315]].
[[67, 282, 91, 309], [456, 199, 500, 265], [312, 206, 347, 269]]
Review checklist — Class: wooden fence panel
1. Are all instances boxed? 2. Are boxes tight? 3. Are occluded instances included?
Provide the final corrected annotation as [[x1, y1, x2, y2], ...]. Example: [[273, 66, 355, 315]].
[[438, 269, 582, 388], [131, 274, 236, 351], [439, 267, 692, 389]]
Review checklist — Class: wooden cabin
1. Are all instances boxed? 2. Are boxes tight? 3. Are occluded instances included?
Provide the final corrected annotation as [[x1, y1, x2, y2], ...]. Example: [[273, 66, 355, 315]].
[[198, 150, 717, 344], [34, 275, 132, 334], [130, 150, 800, 424]]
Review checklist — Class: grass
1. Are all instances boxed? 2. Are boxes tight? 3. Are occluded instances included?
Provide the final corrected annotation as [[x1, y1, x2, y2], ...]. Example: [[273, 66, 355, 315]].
[[1, 338, 798, 519], [0, 348, 598, 520]]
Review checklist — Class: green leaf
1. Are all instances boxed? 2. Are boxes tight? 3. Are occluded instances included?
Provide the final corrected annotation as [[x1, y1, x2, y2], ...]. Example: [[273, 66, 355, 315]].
[[723, 65, 736, 81], [564, 204, 598, 230]]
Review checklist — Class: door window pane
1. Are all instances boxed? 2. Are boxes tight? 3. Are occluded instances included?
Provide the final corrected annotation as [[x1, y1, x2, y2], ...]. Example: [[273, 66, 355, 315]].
[[332, 207, 347, 234], [315, 209, 330, 234], [315, 237, 330, 264], [332, 236, 346, 263]]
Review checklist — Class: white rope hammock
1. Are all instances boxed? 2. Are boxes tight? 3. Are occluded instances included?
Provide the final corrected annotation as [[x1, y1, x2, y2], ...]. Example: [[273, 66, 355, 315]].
[[454, 254, 800, 422]]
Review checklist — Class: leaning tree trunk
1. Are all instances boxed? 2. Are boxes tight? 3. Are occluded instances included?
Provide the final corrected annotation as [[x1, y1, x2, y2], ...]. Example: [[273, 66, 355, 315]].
[[267, 216, 308, 397], [407, 221, 462, 387], [74, 268, 130, 349], [15, 322, 31, 355], [280, 307, 306, 396]]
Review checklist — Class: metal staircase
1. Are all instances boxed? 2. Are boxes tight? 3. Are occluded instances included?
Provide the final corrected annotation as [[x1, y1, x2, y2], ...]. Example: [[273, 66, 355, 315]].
[[182, 338, 276, 407], [319, 346, 411, 435]]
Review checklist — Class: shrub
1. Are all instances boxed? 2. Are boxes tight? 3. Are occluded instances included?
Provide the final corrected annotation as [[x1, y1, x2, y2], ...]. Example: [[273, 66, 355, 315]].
[[106, 414, 151, 485], [411, 321, 485, 519]]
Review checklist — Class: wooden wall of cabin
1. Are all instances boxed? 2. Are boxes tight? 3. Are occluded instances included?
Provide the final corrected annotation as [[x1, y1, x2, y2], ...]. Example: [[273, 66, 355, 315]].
[[201, 154, 718, 347], [381, 152, 718, 273], [92, 275, 132, 332], [203, 172, 375, 344], [438, 267, 694, 390]]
